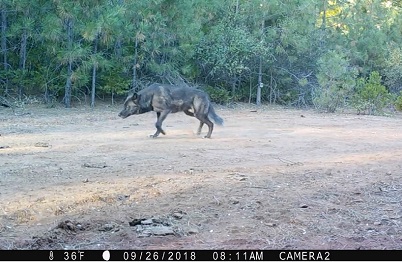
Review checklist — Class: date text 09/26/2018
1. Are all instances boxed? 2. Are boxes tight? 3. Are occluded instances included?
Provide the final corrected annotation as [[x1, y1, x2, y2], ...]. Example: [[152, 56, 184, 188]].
[[121, 250, 328, 261]]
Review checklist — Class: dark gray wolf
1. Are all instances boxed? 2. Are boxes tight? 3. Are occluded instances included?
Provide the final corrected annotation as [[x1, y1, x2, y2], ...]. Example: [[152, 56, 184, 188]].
[[118, 83, 223, 138]]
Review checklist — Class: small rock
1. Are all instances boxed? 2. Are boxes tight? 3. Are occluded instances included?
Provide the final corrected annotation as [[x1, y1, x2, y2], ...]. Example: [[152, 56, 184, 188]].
[[373, 221, 382, 226], [151, 218, 163, 224], [65, 222, 75, 230], [57, 220, 76, 231], [386, 227, 397, 235], [99, 224, 114, 232], [172, 212, 184, 219], [141, 219, 154, 225], [266, 223, 277, 227], [34, 142, 50, 147], [229, 199, 240, 205], [138, 230, 152, 237], [117, 194, 130, 201], [129, 219, 145, 226], [82, 162, 107, 169], [188, 228, 199, 234], [300, 204, 308, 208], [149, 226, 174, 236]]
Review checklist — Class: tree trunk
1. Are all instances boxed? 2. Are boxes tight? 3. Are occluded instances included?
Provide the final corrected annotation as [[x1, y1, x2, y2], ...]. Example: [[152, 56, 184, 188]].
[[115, 38, 122, 57], [322, 1, 327, 29], [91, 37, 98, 108], [256, 19, 264, 106], [132, 36, 138, 91], [44, 84, 50, 104], [18, 29, 27, 100], [1, 8, 6, 70], [231, 77, 236, 98], [90, 64, 96, 107], [1, 8, 8, 94], [248, 73, 252, 104], [19, 31, 27, 70], [114, 0, 123, 58], [269, 70, 274, 104], [256, 57, 262, 106], [64, 18, 73, 108], [65, 60, 72, 108]]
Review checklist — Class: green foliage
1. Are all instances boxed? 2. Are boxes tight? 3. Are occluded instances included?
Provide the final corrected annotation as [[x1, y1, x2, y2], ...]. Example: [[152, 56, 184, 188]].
[[351, 71, 391, 115], [395, 92, 402, 112], [384, 46, 402, 92], [1, 0, 402, 109], [313, 51, 357, 112], [281, 89, 299, 105], [203, 86, 231, 105], [196, 23, 256, 79], [99, 65, 131, 96]]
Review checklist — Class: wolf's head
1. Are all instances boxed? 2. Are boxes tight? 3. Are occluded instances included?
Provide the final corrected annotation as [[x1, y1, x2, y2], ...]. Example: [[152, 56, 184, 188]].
[[118, 93, 142, 118]]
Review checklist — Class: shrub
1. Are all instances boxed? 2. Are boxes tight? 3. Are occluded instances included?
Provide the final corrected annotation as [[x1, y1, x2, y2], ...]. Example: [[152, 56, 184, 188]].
[[313, 85, 347, 113], [203, 86, 231, 104], [395, 92, 402, 112], [351, 71, 391, 115], [314, 51, 357, 112]]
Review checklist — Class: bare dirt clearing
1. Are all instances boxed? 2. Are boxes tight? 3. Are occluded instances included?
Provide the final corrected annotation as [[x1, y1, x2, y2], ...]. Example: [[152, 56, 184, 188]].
[[1, 104, 402, 250]]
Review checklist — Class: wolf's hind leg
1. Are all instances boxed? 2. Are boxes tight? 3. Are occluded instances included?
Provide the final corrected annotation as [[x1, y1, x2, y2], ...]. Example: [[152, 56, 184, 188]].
[[184, 110, 204, 135], [195, 114, 213, 138], [197, 122, 204, 135]]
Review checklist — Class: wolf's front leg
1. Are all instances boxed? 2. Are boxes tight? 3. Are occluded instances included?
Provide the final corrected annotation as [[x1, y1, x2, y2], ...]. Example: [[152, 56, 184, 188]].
[[151, 110, 169, 138]]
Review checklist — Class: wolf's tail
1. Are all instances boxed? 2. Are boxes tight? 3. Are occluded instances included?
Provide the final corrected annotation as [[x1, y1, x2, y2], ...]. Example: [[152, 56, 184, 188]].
[[208, 105, 224, 125]]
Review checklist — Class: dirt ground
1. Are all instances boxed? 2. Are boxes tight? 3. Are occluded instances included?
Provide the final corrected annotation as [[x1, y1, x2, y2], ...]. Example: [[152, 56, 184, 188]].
[[0, 103, 401, 250]]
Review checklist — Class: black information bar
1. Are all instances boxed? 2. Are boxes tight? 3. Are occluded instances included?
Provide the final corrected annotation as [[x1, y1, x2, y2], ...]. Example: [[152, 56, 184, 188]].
[[0, 250, 401, 261]]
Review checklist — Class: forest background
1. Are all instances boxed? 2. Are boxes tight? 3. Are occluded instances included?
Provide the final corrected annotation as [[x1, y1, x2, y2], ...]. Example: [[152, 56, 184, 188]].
[[1, 0, 402, 114]]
